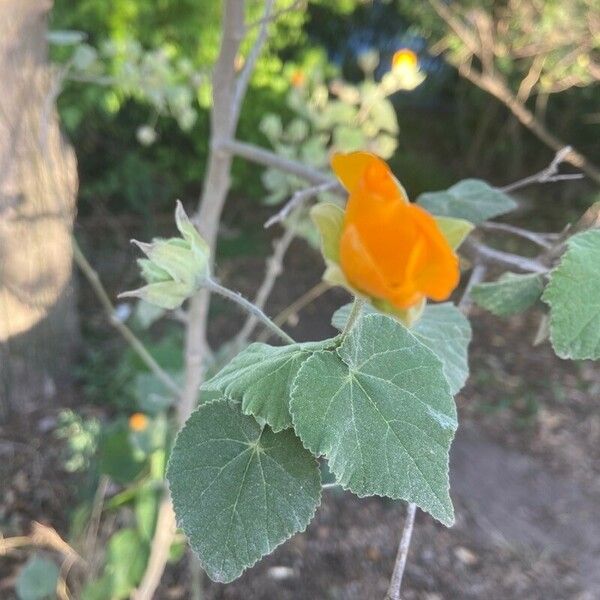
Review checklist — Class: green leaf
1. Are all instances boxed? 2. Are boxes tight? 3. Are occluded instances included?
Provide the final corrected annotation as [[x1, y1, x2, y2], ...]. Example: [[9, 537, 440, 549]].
[[203, 340, 333, 432], [135, 485, 159, 542], [434, 216, 474, 249], [104, 529, 148, 599], [368, 98, 399, 134], [167, 400, 322, 583], [99, 421, 145, 484], [542, 229, 600, 359], [332, 303, 471, 395], [417, 179, 517, 224], [16, 555, 59, 600], [291, 314, 457, 525], [472, 272, 544, 317], [412, 304, 472, 395]]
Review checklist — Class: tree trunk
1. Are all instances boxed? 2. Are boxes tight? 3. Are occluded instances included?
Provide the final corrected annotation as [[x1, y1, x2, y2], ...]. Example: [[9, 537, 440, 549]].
[[0, 0, 78, 418]]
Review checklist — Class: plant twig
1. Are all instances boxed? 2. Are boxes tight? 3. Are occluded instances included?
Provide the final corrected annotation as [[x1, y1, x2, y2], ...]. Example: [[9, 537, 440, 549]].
[[479, 222, 558, 249], [131, 498, 177, 600], [221, 139, 336, 186], [464, 238, 548, 273], [207, 278, 295, 345], [231, 0, 275, 127], [257, 281, 330, 342], [233, 224, 297, 347], [499, 146, 583, 193], [72, 239, 181, 397], [264, 181, 337, 228], [385, 502, 417, 600], [458, 262, 487, 313], [247, 0, 305, 28]]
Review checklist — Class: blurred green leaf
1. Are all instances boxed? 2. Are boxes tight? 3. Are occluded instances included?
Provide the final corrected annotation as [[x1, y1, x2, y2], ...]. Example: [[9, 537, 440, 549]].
[[472, 272, 544, 317], [16, 555, 59, 600], [417, 180, 517, 224]]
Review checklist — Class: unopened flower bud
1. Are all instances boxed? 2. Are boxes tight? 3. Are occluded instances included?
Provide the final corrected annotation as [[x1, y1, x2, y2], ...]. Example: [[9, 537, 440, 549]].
[[119, 202, 210, 310]]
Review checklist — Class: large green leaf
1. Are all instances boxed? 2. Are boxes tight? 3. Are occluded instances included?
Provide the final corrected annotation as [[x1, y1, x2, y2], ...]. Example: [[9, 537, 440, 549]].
[[542, 229, 600, 359], [202, 341, 333, 432], [472, 272, 544, 317], [291, 314, 457, 525], [167, 400, 321, 583], [332, 303, 471, 395], [417, 179, 517, 224]]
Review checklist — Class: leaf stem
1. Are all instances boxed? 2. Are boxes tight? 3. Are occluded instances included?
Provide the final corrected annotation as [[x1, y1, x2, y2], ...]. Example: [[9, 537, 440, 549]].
[[385, 502, 417, 600], [205, 278, 295, 345], [341, 297, 365, 337]]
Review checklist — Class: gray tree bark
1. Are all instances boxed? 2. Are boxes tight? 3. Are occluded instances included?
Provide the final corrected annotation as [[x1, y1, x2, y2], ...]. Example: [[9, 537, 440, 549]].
[[0, 0, 78, 418]]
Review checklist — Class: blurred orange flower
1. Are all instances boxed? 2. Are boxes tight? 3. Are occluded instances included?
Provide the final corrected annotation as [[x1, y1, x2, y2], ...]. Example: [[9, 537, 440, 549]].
[[392, 48, 418, 71], [291, 70, 306, 88], [331, 151, 459, 310], [129, 412, 149, 432]]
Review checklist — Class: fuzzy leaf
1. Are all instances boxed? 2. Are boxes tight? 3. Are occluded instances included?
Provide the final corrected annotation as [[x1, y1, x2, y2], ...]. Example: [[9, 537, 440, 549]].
[[417, 179, 517, 224], [542, 229, 600, 359], [203, 340, 333, 432], [472, 272, 544, 317], [291, 314, 457, 525], [332, 302, 471, 394], [167, 400, 321, 583]]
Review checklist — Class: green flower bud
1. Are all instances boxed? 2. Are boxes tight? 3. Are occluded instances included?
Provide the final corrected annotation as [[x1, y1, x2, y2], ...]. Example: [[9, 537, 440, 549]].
[[120, 202, 210, 310]]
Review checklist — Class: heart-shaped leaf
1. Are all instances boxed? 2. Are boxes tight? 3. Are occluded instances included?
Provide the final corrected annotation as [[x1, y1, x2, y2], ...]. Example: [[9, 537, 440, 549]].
[[291, 314, 457, 525], [167, 400, 321, 583]]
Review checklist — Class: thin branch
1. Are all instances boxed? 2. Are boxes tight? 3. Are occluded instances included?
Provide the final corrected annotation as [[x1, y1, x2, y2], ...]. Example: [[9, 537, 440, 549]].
[[233, 224, 297, 347], [385, 502, 417, 600], [206, 278, 295, 344], [458, 263, 487, 313], [231, 0, 275, 127], [264, 181, 337, 228], [257, 281, 330, 342], [479, 222, 558, 249], [499, 146, 584, 193], [72, 239, 181, 397], [221, 139, 336, 186], [464, 238, 548, 273], [132, 498, 177, 600], [247, 0, 306, 28]]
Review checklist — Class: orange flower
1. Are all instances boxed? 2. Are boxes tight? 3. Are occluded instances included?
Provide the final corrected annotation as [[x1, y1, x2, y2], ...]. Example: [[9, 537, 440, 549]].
[[331, 152, 459, 310], [291, 69, 306, 88], [129, 412, 149, 432], [392, 48, 418, 71]]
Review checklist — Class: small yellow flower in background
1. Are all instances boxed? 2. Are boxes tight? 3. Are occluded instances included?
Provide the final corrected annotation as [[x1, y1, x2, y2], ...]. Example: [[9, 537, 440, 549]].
[[382, 48, 425, 93], [129, 412, 149, 432], [312, 152, 470, 326], [392, 48, 418, 72]]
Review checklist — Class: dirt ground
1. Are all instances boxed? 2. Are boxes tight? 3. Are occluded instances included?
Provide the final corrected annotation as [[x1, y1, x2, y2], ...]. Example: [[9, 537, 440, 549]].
[[2, 208, 600, 599]]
